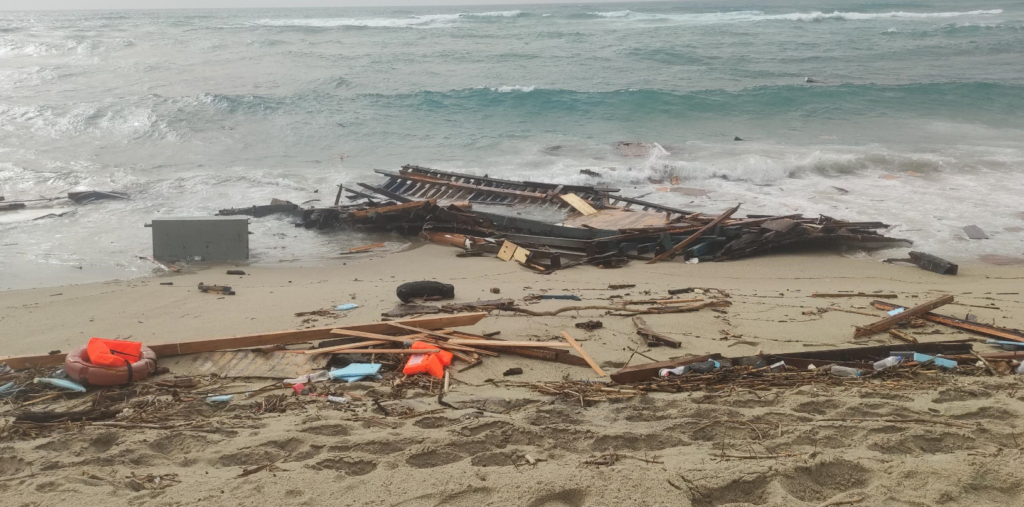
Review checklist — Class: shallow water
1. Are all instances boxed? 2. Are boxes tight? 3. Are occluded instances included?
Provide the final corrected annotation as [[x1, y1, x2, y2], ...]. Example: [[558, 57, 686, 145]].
[[2, 1, 1023, 289]]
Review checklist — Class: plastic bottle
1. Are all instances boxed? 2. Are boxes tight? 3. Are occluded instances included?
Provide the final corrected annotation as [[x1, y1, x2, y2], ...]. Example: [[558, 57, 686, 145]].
[[873, 356, 903, 371], [829, 366, 862, 377], [206, 395, 233, 403], [690, 360, 721, 373]]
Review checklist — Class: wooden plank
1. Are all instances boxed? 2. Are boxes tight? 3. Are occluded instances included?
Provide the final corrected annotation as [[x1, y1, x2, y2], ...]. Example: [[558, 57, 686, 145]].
[[648, 204, 740, 263], [301, 340, 389, 354], [559, 193, 598, 215], [561, 331, 606, 377], [853, 295, 954, 338], [380, 323, 500, 357], [445, 340, 572, 348], [497, 241, 518, 261], [348, 199, 433, 219], [888, 329, 918, 344], [632, 316, 682, 348], [447, 331, 590, 367], [812, 293, 897, 299], [357, 182, 412, 203], [872, 300, 1024, 343], [610, 354, 719, 384], [329, 329, 498, 357], [512, 246, 531, 265], [395, 172, 548, 200], [347, 243, 385, 253], [327, 349, 439, 354], [0, 313, 487, 370]]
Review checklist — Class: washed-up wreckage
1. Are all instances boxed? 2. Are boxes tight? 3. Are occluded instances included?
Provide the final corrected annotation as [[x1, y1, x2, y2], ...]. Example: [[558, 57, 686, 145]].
[[222, 164, 911, 273]]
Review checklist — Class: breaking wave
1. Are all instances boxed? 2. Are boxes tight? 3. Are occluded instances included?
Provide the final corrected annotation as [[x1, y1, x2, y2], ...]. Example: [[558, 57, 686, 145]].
[[587, 9, 1004, 23], [251, 10, 523, 28]]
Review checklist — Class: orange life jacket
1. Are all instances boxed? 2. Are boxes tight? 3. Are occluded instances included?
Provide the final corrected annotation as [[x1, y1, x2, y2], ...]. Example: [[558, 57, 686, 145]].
[[86, 337, 143, 368], [402, 341, 453, 378]]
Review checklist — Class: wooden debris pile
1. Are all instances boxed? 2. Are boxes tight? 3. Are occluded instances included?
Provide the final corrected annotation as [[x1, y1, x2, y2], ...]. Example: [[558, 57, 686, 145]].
[[240, 164, 912, 272]]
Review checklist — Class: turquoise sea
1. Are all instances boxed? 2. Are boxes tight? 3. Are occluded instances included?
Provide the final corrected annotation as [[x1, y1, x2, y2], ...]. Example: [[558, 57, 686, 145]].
[[2, 1, 1023, 288]]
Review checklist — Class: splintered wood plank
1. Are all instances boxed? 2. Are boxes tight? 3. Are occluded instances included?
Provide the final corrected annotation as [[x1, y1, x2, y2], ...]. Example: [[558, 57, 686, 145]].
[[561, 331, 606, 377], [512, 246, 531, 264], [563, 209, 669, 230], [853, 294, 954, 338], [497, 241, 518, 261], [560, 193, 598, 215], [648, 204, 740, 264]]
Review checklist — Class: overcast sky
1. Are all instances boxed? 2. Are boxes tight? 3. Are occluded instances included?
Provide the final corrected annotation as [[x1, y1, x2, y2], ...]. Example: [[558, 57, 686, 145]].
[[4, 0, 640, 10]]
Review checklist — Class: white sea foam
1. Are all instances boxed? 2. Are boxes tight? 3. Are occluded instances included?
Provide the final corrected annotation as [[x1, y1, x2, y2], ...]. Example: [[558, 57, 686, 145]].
[[252, 11, 522, 28], [588, 9, 1004, 24], [493, 85, 535, 93]]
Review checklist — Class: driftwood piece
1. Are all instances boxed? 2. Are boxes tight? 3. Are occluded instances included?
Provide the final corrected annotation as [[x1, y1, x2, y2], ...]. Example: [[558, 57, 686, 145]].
[[561, 331, 606, 377], [512, 300, 730, 317], [853, 295, 953, 338], [872, 300, 1024, 343], [812, 293, 897, 299], [611, 355, 720, 384], [632, 316, 682, 348]]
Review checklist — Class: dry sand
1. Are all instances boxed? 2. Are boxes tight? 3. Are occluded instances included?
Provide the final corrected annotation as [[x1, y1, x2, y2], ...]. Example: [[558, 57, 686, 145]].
[[3, 245, 1024, 506]]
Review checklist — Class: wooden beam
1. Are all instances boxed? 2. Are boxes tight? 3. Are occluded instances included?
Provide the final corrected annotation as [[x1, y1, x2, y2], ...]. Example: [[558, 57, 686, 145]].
[[561, 331, 605, 377], [853, 295, 953, 338], [610, 354, 720, 384], [0, 312, 487, 370], [327, 349, 439, 354], [445, 340, 573, 348], [632, 316, 682, 348], [329, 329, 498, 356], [871, 300, 1024, 343], [396, 171, 548, 200], [812, 293, 897, 299], [301, 339, 389, 354], [447, 331, 590, 368], [648, 204, 740, 264], [559, 193, 598, 215]]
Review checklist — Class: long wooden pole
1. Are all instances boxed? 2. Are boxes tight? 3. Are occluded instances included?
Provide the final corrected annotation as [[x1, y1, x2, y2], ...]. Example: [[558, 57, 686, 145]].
[[853, 295, 953, 338], [648, 204, 740, 264], [871, 300, 1024, 343], [561, 331, 606, 377], [0, 312, 487, 370]]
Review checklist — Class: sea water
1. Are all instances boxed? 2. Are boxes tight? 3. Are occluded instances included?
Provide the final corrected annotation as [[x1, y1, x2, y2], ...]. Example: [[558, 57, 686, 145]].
[[1, 1, 1023, 289]]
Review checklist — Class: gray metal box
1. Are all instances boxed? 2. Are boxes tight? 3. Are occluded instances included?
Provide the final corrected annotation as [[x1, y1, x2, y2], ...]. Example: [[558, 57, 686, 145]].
[[151, 216, 249, 262]]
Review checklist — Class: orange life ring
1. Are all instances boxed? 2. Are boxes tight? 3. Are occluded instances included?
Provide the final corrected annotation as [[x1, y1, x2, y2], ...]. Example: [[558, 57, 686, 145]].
[[65, 345, 158, 386]]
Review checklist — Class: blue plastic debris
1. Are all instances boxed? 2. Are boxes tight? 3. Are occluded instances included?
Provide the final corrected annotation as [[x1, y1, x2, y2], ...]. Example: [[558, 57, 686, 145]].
[[335, 303, 359, 311], [912, 352, 957, 370], [985, 339, 1024, 351], [33, 377, 86, 392], [206, 395, 234, 403], [329, 363, 382, 383], [887, 307, 906, 317]]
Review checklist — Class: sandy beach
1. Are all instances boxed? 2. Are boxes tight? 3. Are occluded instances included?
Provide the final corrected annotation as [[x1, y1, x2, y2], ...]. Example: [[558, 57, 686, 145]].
[[3, 246, 1024, 506]]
